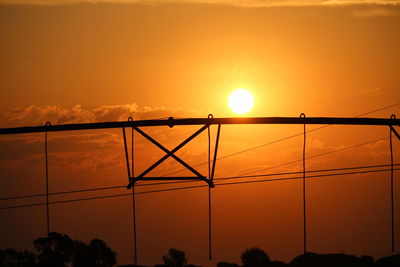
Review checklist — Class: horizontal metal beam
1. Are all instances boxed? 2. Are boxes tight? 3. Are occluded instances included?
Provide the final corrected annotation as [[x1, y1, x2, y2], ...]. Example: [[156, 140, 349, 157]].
[[0, 117, 399, 135], [131, 177, 206, 181]]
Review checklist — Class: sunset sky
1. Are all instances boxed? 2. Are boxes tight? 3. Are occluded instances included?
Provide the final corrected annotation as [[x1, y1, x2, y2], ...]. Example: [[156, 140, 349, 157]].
[[0, 0, 400, 266]]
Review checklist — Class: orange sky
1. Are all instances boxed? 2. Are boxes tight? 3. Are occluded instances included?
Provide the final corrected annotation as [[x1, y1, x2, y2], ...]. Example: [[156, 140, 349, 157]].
[[0, 1, 400, 266]]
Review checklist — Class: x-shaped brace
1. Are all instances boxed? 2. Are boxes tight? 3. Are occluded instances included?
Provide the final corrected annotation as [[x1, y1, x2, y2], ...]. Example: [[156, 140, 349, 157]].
[[123, 124, 220, 189]]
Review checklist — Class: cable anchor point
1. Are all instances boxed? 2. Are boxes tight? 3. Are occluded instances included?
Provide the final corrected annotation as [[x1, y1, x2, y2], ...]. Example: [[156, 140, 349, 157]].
[[168, 117, 174, 128]]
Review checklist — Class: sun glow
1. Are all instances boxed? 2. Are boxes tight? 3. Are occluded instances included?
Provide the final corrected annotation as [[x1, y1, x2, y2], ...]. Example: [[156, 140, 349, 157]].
[[228, 89, 254, 114]]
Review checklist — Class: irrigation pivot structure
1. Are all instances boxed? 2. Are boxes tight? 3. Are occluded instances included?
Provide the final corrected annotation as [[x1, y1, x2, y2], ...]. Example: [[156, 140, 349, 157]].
[[1, 115, 399, 263], [1, 115, 399, 187], [1, 116, 400, 134]]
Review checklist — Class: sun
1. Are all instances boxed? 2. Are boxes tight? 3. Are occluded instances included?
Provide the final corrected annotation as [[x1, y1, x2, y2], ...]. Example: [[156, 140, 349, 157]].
[[228, 89, 254, 114]]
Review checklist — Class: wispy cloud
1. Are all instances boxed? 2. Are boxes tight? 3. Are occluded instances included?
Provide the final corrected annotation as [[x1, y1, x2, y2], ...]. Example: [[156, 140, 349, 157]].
[[322, 0, 400, 6], [0, 104, 204, 173], [0, 104, 203, 128], [360, 87, 383, 95], [352, 7, 398, 16], [1, 0, 400, 7]]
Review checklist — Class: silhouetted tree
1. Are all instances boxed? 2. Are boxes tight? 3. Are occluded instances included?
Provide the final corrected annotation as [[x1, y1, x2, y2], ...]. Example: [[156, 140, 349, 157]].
[[241, 247, 270, 267], [360, 255, 375, 266], [71, 239, 90, 267], [33, 232, 116, 267], [0, 248, 36, 267], [269, 260, 286, 266], [216, 262, 240, 267], [290, 252, 372, 267], [87, 238, 117, 266], [34, 232, 74, 267], [162, 248, 187, 267], [376, 254, 400, 267]]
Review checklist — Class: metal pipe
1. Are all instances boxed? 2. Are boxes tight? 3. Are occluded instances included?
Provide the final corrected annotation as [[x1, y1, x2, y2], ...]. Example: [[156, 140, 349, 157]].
[[1, 117, 399, 135]]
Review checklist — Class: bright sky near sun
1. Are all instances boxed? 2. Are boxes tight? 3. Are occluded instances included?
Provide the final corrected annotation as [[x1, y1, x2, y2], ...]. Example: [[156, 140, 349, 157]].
[[0, 1, 399, 267], [229, 89, 254, 114], [0, 0, 399, 118]]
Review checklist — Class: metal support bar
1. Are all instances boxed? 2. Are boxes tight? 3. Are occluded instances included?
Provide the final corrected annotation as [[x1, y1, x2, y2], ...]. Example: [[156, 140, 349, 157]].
[[389, 114, 396, 252], [208, 117, 211, 181], [131, 176, 207, 181], [128, 117, 138, 266], [300, 113, 307, 255], [122, 128, 132, 179], [210, 124, 221, 184], [133, 125, 208, 180], [2, 117, 400, 135], [44, 121, 51, 237], [124, 118, 139, 265], [389, 125, 400, 141], [126, 124, 214, 187], [390, 124, 394, 252], [207, 115, 216, 260], [208, 186, 212, 260]]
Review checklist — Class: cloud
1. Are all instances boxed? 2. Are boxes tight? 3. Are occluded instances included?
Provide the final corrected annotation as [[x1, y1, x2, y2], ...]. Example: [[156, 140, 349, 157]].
[[360, 87, 383, 95], [352, 7, 398, 16], [0, 104, 204, 172], [322, 0, 400, 6], [0, 104, 202, 128], [1, 0, 400, 7]]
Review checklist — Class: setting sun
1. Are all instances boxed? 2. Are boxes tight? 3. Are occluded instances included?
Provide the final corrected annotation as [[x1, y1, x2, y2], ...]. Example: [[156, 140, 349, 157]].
[[228, 89, 254, 114]]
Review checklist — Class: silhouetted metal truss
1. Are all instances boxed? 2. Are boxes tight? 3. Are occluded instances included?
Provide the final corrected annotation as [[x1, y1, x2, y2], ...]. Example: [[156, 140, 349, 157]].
[[1, 116, 399, 134], [1, 115, 399, 262], [1, 116, 399, 186]]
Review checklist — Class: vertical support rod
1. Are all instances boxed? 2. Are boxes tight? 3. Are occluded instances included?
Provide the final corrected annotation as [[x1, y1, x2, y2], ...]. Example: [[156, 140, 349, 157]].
[[208, 186, 212, 260], [44, 121, 51, 237], [208, 124, 211, 183], [390, 119, 394, 252], [300, 113, 307, 255], [210, 124, 221, 181], [122, 127, 131, 179], [207, 123, 212, 260], [131, 126, 138, 265]]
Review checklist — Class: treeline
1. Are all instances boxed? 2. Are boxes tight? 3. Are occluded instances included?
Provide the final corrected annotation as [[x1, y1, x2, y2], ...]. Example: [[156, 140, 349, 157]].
[[0, 232, 116, 266], [130, 247, 400, 267], [1, 232, 400, 267], [215, 247, 400, 267]]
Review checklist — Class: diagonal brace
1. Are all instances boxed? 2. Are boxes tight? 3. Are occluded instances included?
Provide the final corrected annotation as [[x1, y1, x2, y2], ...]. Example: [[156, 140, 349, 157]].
[[122, 127, 132, 178], [132, 125, 209, 182], [389, 125, 400, 141]]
